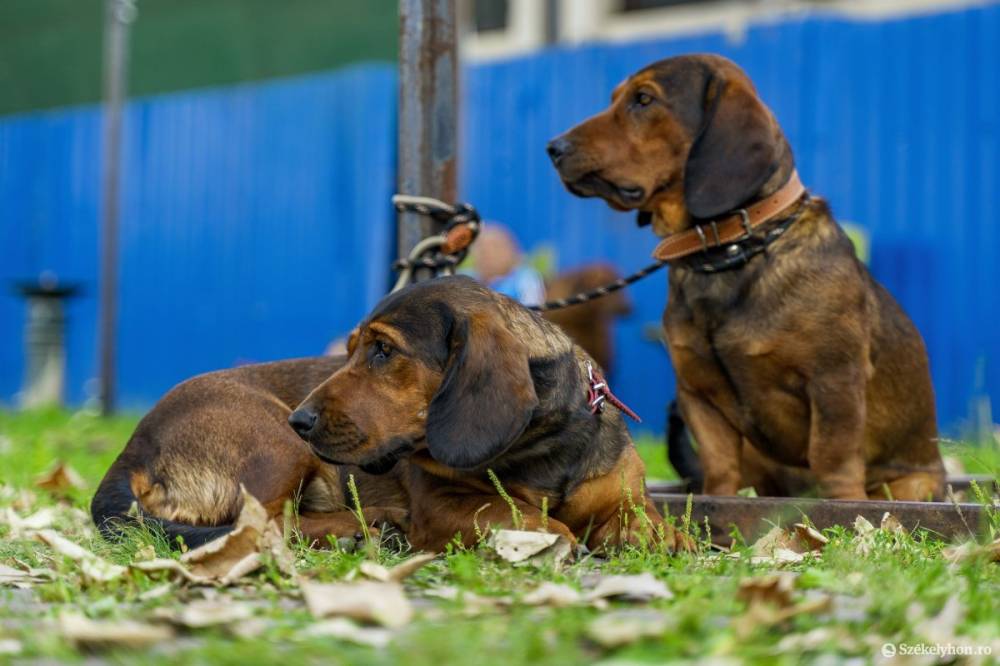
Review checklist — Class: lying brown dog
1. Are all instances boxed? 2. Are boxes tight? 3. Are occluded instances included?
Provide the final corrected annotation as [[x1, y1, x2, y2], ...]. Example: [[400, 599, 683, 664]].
[[289, 275, 686, 552], [91, 357, 408, 548], [547, 54, 944, 500]]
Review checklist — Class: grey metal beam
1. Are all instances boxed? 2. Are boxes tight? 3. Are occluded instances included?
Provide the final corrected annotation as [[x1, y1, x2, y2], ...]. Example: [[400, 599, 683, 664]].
[[98, 0, 136, 415]]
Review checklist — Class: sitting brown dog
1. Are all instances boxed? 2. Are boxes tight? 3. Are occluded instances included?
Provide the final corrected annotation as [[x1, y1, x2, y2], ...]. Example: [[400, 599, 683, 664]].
[[289, 276, 686, 552], [92, 357, 409, 548], [547, 54, 944, 500]]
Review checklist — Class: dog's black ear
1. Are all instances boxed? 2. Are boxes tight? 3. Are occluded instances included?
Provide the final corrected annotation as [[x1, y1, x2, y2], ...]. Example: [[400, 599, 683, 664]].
[[426, 312, 538, 470], [684, 76, 780, 220]]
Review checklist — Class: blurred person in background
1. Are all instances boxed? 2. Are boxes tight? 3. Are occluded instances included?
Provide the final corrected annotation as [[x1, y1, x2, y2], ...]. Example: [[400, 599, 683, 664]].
[[466, 224, 546, 307]]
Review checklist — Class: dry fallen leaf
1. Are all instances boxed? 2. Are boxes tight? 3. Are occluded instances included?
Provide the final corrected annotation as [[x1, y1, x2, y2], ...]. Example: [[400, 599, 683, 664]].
[[752, 526, 799, 554], [228, 617, 271, 640], [776, 626, 858, 653], [157, 599, 255, 628], [879, 512, 906, 535], [735, 572, 831, 637], [586, 609, 673, 648], [423, 586, 509, 615], [0, 638, 23, 656], [853, 516, 875, 536], [1, 506, 58, 537], [584, 573, 673, 603], [301, 580, 413, 628], [0, 485, 37, 512], [179, 486, 294, 584], [35, 461, 86, 497], [358, 553, 437, 583], [138, 583, 174, 602], [300, 618, 395, 648], [59, 614, 174, 650], [853, 516, 878, 556], [521, 582, 582, 608], [852, 513, 907, 556], [942, 538, 1000, 564], [488, 529, 572, 566], [792, 523, 829, 551], [0, 564, 53, 587], [34, 529, 126, 583], [748, 525, 826, 565], [131, 557, 207, 584]]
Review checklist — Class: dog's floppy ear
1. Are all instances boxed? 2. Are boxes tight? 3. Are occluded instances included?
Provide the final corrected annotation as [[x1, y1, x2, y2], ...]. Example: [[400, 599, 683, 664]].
[[684, 75, 780, 220], [425, 312, 538, 470]]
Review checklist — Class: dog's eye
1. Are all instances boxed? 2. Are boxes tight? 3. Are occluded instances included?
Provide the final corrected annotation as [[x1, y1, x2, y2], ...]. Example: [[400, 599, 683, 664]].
[[634, 92, 653, 107], [369, 340, 393, 367]]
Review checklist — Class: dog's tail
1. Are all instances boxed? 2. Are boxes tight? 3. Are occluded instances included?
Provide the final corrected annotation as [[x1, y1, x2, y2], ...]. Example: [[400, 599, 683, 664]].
[[666, 401, 704, 493], [90, 461, 232, 550]]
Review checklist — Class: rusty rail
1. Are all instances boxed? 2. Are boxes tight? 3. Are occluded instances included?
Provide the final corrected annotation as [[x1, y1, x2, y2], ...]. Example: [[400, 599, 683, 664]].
[[650, 491, 993, 542], [648, 474, 998, 496]]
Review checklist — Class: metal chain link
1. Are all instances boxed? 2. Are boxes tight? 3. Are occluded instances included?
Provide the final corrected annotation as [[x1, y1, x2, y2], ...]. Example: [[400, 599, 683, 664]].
[[390, 196, 482, 292]]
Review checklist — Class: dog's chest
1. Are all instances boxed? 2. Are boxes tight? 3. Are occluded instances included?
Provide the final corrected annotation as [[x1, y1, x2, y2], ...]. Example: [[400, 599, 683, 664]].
[[663, 273, 812, 460]]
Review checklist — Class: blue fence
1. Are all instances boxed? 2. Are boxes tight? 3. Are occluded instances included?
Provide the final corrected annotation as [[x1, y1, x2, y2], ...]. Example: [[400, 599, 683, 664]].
[[1, 65, 398, 409], [1, 3, 997, 435]]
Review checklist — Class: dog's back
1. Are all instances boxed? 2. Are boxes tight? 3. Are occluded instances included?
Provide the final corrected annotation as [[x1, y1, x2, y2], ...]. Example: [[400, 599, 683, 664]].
[[91, 356, 381, 547]]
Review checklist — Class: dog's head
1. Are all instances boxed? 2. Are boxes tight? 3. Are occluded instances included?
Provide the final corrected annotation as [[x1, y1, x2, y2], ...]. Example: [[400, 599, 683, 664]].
[[289, 276, 543, 474], [547, 54, 792, 236]]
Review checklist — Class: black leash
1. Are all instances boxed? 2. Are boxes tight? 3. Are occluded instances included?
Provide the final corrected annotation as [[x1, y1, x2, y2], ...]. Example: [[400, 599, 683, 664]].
[[527, 260, 667, 312], [390, 195, 666, 311]]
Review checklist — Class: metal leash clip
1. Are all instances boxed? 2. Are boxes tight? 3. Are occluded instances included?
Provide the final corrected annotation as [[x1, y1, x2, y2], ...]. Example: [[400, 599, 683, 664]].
[[390, 195, 482, 293]]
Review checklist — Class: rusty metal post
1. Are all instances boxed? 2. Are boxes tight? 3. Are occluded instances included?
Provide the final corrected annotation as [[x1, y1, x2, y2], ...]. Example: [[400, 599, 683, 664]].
[[397, 0, 458, 267], [98, 0, 137, 415]]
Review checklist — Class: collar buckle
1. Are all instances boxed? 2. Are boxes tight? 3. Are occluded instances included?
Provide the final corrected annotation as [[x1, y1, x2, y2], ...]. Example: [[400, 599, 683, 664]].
[[586, 362, 642, 423]]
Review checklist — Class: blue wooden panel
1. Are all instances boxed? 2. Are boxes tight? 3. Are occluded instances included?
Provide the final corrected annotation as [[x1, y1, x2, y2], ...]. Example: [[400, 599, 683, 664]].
[[0, 108, 102, 405], [461, 3, 1000, 434], [0, 64, 397, 408]]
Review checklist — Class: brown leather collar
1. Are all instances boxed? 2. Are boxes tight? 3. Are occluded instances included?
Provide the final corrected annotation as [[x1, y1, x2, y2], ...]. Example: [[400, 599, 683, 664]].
[[652, 170, 806, 262]]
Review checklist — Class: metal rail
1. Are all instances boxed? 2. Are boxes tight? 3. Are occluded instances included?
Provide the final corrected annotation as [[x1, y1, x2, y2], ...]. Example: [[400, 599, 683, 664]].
[[650, 492, 992, 542], [648, 475, 999, 497]]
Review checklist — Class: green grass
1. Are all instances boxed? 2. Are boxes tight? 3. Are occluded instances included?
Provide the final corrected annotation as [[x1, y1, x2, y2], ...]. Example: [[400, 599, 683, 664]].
[[1, 408, 999, 664]]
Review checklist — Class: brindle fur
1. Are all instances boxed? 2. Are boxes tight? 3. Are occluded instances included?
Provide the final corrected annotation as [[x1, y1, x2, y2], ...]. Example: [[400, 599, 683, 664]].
[[291, 276, 689, 552], [548, 54, 944, 500], [91, 357, 409, 548]]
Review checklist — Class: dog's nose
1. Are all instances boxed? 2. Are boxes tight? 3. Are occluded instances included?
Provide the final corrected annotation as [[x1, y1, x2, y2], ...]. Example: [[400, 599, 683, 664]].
[[546, 136, 573, 165], [288, 409, 317, 437]]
